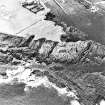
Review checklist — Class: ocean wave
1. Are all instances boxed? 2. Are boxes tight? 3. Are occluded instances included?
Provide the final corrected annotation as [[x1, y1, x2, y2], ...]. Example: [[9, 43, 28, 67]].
[[0, 63, 80, 104]]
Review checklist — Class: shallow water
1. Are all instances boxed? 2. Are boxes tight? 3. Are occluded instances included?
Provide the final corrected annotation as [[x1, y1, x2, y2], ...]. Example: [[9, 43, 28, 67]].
[[0, 83, 66, 105], [73, 13, 105, 45]]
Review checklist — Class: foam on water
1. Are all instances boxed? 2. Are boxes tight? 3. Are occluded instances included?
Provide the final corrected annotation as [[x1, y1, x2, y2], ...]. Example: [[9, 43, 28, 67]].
[[0, 64, 78, 96], [99, 100, 105, 105], [0, 63, 81, 105], [0, 77, 13, 84]]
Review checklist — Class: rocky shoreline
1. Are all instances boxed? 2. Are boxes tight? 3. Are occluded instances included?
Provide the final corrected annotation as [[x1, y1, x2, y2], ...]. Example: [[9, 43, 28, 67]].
[[0, 0, 105, 105]]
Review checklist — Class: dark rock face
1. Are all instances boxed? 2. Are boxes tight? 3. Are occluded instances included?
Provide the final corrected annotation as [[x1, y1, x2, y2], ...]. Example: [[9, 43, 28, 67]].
[[0, 33, 105, 66], [49, 40, 91, 63], [0, 33, 24, 48], [60, 25, 88, 42], [0, 33, 92, 64]]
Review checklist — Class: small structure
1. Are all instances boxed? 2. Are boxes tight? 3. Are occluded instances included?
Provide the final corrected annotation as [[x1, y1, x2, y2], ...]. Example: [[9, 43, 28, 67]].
[[22, 0, 48, 14]]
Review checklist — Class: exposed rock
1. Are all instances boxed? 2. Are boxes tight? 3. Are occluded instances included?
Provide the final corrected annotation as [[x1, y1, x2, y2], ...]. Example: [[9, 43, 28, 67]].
[[60, 25, 88, 42], [0, 33, 24, 47], [18, 35, 35, 47], [0, 33, 105, 66], [49, 40, 91, 63], [37, 40, 58, 60]]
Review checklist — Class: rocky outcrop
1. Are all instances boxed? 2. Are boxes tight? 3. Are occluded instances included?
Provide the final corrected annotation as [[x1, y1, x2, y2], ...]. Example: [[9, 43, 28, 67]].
[[0, 33, 91, 64], [0, 33, 105, 66]]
